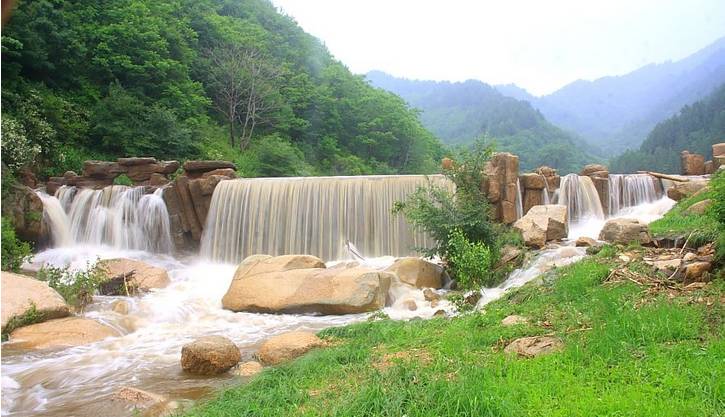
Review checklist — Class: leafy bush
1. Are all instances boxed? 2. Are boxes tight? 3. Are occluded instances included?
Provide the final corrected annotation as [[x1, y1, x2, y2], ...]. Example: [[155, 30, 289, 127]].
[[1, 115, 42, 172], [113, 174, 133, 186], [36, 262, 106, 310], [446, 228, 495, 288], [1, 217, 32, 272], [1, 303, 43, 341]]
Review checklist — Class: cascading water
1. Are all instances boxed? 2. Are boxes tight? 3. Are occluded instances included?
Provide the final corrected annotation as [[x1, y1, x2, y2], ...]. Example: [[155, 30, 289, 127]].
[[201, 175, 452, 263], [555, 174, 604, 221], [42, 185, 173, 253], [541, 176, 551, 205], [608, 174, 658, 215], [515, 179, 524, 219]]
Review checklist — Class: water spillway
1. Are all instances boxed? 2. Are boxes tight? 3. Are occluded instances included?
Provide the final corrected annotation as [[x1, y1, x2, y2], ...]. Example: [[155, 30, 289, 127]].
[[201, 175, 452, 263], [41, 185, 173, 253], [608, 174, 659, 215], [555, 174, 604, 221]]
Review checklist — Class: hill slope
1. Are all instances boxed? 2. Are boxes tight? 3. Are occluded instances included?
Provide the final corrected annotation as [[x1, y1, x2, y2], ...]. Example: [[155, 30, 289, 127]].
[[1, 0, 443, 179], [609, 83, 725, 174], [367, 71, 599, 173]]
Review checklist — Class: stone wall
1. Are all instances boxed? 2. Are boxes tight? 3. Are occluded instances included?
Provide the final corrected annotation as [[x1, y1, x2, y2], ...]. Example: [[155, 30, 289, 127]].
[[519, 173, 545, 214], [482, 152, 520, 224]]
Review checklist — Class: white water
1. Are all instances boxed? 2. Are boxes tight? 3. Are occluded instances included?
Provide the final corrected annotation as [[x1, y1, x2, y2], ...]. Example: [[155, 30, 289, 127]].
[[36, 193, 72, 247], [555, 174, 604, 222], [515, 179, 524, 219], [609, 174, 658, 216]]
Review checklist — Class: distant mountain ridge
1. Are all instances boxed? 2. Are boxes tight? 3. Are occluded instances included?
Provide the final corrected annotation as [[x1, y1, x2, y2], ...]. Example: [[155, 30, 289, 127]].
[[495, 36, 725, 155], [366, 71, 600, 174]]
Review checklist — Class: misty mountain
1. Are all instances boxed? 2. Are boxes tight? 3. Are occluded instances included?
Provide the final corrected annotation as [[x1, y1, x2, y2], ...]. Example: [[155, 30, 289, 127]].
[[496, 36, 725, 156], [366, 71, 599, 174]]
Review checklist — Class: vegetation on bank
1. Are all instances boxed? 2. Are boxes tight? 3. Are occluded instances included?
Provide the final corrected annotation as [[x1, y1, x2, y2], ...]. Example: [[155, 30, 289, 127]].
[[1, 216, 32, 272], [36, 262, 107, 310], [1, 0, 443, 180], [184, 248, 723, 417]]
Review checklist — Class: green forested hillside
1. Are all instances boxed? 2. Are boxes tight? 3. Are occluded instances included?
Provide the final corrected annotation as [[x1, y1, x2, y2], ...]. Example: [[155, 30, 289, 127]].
[[609, 83, 725, 174], [1, 0, 443, 178], [366, 71, 599, 174]]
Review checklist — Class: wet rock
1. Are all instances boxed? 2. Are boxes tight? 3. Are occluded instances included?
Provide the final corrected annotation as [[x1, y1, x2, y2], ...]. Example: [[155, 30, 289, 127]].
[[504, 336, 563, 358], [180, 336, 241, 375], [257, 331, 324, 365], [501, 315, 528, 326], [234, 360, 264, 377], [1, 184, 45, 244], [497, 245, 523, 267], [681, 151, 705, 175], [423, 288, 441, 302], [580, 164, 608, 177], [598, 218, 652, 245], [111, 300, 131, 315], [98, 259, 170, 294], [513, 204, 568, 248], [402, 299, 418, 311], [575, 236, 597, 247], [1, 272, 70, 331], [433, 309, 447, 317], [7, 317, 120, 349], [685, 199, 711, 216], [233, 254, 325, 279], [683, 261, 712, 283], [464, 291, 482, 306], [385, 257, 444, 289], [112, 386, 168, 410]]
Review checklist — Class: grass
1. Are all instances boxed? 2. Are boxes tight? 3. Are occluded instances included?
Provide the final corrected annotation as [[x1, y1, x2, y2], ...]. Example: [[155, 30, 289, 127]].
[[649, 189, 719, 247], [1, 303, 44, 341], [183, 254, 724, 417]]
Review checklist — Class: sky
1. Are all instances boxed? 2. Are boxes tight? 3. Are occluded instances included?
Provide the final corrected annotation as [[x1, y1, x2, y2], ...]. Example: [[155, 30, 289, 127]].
[[271, 0, 725, 96]]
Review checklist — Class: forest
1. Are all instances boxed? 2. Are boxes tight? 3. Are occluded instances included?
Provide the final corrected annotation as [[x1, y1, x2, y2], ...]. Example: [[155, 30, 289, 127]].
[[610, 83, 725, 173], [0, 0, 444, 180]]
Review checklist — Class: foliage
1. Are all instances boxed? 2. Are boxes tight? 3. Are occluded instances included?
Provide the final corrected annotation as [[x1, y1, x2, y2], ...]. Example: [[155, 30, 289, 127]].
[[610, 83, 725, 173], [1, 303, 44, 341], [446, 228, 495, 288], [649, 187, 720, 248], [113, 174, 133, 186], [1, 115, 42, 172], [183, 256, 723, 417], [36, 262, 106, 310], [2, 0, 443, 178], [393, 140, 497, 265], [1, 217, 32, 272]]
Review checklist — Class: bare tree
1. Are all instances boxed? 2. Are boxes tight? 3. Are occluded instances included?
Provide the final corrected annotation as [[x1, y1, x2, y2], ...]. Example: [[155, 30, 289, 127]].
[[206, 45, 246, 148], [237, 48, 281, 150]]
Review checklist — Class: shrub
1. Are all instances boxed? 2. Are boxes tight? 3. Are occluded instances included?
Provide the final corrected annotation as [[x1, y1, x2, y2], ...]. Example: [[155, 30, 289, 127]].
[[113, 174, 133, 186], [36, 261, 106, 310], [1, 303, 43, 341], [1, 217, 32, 272], [446, 228, 495, 288], [1, 115, 42, 172]]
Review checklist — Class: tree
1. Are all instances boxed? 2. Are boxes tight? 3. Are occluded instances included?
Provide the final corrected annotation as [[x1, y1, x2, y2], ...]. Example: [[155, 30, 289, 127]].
[[237, 48, 281, 150], [206, 45, 247, 148]]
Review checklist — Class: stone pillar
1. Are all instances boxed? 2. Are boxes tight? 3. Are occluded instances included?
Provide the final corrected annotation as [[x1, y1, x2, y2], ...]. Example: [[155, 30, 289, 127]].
[[580, 164, 609, 215], [520, 173, 545, 215], [482, 152, 520, 224], [681, 151, 705, 175], [712, 143, 725, 170]]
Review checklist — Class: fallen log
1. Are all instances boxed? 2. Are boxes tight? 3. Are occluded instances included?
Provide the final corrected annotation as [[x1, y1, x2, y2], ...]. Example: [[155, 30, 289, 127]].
[[642, 171, 690, 182]]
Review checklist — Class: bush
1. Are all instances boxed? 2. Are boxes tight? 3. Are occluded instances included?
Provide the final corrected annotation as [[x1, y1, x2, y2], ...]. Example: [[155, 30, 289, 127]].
[[36, 261, 106, 310], [1, 217, 32, 272], [1, 303, 43, 340], [113, 174, 133, 186], [1, 115, 42, 172], [446, 228, 495, 288]]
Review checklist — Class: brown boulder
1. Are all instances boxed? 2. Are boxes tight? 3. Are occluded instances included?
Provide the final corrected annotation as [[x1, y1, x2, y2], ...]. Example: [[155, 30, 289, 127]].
[[157, 160, 180, 174], [202, 168, 236, 178], [183, 160, 236, 174], [180, 336, 241, 375], [575, 236, 598, 247], [385, 257, 444, 288], [520, 173, 545, 189], [683, 261, 711, 283], [233, 254, 324, 279], [117, 157, 158, 166], [535, 166, 557, 177], [685, 199, 711, 216], [598, 218, 652, 245], [111, 386, 169, 411], [234, 361, 264, 377], [513, 205, 568, 248], [504, 336, 563, 357], [82, 160, 119, 178], [681, 151, 705, 175], [580, 164, 608, 177], [98, 258, 171, 293], [713, 143, 725, 158], [1, 272, 70, 331], [256, 331, 324, 365], [666, 180, 708, 201], [501, 315, 528, 326], [7, 317, 120, 349], [1, 184, 45, 243]]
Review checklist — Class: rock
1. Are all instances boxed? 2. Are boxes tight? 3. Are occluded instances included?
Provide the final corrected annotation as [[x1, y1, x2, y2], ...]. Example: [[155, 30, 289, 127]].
[[685, 199, 711, 216], [666, 181, 709, 201], [222, 266, 392, 315], [433, 309, 447, 317], [483, 152, 520, 224], [580, 164, 608, 177], [157, 160, 181, 174], [7, 317, 120, 349], [501, 315, 528, 326], [598, 218, 652, 245], [1, 272, 70, 331], [402, 299, 418, 311], [681, 151, 705, 175], [520, 173, 545, 189], [112, 386, 167, 410], [464, 291, 481, 306], [652, 259, 682, 271], [422, 288, 440, 302], [683, 252, 696, 262], [705, 161, 714, 174], [182, 160, 236, 174], [1, 184, 45, 244], [535, 166, 557, 177], [17, 167, 37, 188], [117, 157, 158, 166], [385, 257, 444, 289], [257, 331, 324, 365], [148, 173, 169, 187], [180, 336, 241, 375], [202, 168, 236, 178], [111, 300, 131, 315], [441, 157, 454, 170], [575, 236, 597, 247], [82, 160, 119, 178], [497, 245, 522, 266], [233, 254, 324, 279], [504, 336, 563, 358], [513, 205, 568, 248], [683, 262, 711, 283], [713, 143, 725, 158], [234, 361, 263, 377], [98, 259, 170, 293], [618, 254, 631, 263]]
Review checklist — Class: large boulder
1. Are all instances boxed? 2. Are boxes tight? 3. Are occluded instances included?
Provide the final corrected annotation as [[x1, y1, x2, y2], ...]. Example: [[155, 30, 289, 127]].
[[1, 272, 70, 332], [384, 257, 444, 289], [1, 184, 45, 244], [681, 151, 705, 175], [666, 180, 709, 201], [256, 331, 324, 365], [685, 199, 712, 216], [233, 254, 325, 278], [513, 205, 568, 248], [98, 258, 171, 293], [519, 173, 545, 189], [222, 266, 392, 314], [580, 164, 608, 178], [598, 218, 652, 245], [7, 317, 120, 349], [180, 335, 241, 375]]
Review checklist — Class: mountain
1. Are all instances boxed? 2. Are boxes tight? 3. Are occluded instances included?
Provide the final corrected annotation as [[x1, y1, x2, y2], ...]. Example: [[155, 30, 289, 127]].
[[1, 0, 443, 179], [609, 83, 725, 174], [366, 71, 599, 173], [496, 37, 725, 156]]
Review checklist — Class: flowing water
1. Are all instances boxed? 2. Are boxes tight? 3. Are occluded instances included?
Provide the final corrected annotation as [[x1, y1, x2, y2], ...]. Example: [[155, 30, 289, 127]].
[[201, 175, 453, 263], [515, 179, 524, 220], [555, 174, 604, 222], [609, 174, 659, 215]]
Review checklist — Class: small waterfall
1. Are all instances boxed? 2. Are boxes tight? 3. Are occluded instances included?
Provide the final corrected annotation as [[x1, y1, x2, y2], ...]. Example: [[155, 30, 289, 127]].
[[556, 174, 604, 221], [201, 175, 453, 263], [608, 174, 658, 215], [40, 185, 173, 253], [515, 179, 524, 219], [541, 176, 551, 205]]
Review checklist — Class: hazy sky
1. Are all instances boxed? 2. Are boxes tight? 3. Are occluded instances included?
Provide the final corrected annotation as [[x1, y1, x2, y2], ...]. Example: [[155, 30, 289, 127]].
[[271, 0, 725, 96]]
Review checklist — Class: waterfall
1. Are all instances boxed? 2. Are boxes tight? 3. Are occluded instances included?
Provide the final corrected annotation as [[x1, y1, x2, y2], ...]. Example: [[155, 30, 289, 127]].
[[556, 174, 604, 221], [608, 174, 658, 215], [541, 176, 551, 205], [40, 185, 173, 253], [515, 179, 524, 219], [200, 175, 452, 263]]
